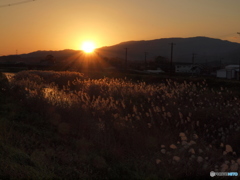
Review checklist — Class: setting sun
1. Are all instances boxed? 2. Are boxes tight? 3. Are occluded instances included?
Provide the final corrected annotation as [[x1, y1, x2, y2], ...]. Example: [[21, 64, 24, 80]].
[[81, 41, 96, 53]]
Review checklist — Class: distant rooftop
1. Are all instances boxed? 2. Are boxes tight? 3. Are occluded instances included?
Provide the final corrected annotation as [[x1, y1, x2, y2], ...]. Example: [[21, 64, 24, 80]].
[[225, 65, 240, 69]]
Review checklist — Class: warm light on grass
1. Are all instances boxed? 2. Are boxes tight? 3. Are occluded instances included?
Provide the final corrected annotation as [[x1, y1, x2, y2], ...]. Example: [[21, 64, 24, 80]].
[[8, 71, 240, 178], [81, 41, 96, 53]]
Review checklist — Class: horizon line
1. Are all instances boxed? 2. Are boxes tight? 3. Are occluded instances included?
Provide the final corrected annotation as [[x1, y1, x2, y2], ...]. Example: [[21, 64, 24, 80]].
[[1, 35, 240, 56]]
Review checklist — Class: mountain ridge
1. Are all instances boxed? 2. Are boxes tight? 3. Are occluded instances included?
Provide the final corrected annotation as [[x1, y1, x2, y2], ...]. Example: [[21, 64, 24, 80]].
[[1, 37, 240, 64], [97, 36, 240, 64]]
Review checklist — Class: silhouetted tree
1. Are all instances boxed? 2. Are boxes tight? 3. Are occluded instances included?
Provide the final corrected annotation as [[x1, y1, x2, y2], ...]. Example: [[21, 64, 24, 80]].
[[155, 56, 172, 72], [45, 54, 55, 64], [155, 56, 169, 65]]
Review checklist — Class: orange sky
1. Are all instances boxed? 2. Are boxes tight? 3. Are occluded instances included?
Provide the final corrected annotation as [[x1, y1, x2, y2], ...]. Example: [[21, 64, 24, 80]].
[[1, 0, 240, 55]]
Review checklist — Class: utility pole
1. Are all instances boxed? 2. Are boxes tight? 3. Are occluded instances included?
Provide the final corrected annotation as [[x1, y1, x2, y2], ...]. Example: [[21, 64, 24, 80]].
[[125, 48, 128, 71], [220, 58, 223, 68], [237, 33, 240, 80], [192, 53, 196, 65], [191, 53, 197, 76], [239, 59, 240, 81], [169, 42, 176, 73], [144, 52, 148, 70]]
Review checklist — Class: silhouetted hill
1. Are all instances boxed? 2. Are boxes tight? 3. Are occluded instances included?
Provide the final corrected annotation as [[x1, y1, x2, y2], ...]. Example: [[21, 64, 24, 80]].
[[21, 49, 81, 58], [97, 36, 240, 64], [0, 49, 81, 65], [1, 37, 240, 65]]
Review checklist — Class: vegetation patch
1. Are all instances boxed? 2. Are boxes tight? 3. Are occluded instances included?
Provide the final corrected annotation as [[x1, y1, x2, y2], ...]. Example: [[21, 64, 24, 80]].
[[0, 70, 240, 179]]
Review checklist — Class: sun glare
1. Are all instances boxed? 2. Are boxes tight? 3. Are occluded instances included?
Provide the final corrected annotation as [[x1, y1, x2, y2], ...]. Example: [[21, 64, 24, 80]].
[[81, 41, 96, 53]]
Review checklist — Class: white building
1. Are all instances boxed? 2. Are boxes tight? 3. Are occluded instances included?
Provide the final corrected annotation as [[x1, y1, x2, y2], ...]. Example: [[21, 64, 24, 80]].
[[175, 63, 202, 74], [216, 69, 227, 78], [145, 68, 164, 74], [216, 65, 239, 79]]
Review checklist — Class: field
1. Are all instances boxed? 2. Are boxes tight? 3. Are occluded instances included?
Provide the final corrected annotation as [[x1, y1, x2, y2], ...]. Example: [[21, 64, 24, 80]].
[[0, 70, 240, 179]]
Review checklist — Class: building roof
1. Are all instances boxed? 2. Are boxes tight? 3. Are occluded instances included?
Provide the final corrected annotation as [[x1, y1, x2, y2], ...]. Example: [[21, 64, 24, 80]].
[[146, 69, 164, 73], [225, 65, 240, 69], [217, 69, 226, 72], [175, 63, 193, 65]]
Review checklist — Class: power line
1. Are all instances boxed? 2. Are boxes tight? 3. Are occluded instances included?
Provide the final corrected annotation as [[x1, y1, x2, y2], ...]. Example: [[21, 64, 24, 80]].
[[144, 52, 148, 70], [215, 32, 237, 38], [125, 48, 128, 71], [169, 42, 176, 73], [0, 0, 36, 8]]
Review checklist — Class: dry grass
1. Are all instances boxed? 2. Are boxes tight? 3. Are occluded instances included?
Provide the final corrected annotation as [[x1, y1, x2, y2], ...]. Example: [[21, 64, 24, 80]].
[[1, 70, 240, 179]]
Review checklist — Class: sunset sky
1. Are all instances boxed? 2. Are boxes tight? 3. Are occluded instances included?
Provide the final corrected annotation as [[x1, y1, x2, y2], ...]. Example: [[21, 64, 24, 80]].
[[1, 0, 240, 55]]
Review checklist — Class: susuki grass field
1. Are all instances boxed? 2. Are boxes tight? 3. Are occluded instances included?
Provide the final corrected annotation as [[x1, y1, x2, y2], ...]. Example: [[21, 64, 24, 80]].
[[1, 70, 240, 179]]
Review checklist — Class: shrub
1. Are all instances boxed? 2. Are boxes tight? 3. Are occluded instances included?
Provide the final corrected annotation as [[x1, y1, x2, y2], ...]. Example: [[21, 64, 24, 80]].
[[0, 72, 9, 92]]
